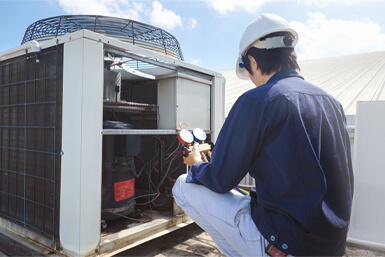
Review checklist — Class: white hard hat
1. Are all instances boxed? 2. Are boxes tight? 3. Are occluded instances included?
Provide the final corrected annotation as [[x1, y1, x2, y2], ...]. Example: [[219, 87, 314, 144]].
[[236, 13, 298, 80]]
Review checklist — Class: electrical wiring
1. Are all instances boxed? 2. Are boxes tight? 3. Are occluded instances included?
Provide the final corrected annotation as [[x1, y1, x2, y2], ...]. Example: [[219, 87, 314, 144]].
[[146, 166, 162, 207], [165, 136, 178, 152], [149, 165, 174, 186], [132, 158, 151, 178], [134, 192, 160, 206], [150, 195, 173, 207], [146, 168, 171, 207], [165, 140, 180, 160], [149, 145, 183, 207], [113, 109, 119, 121], [152, 137, 179, 166], [168, 161, 184, 176], [133, 151, 165, 208], [133, 136, 184, 209], [165, 146, 180, 160], [146, 139, 182, 186], [125, 192, 159, 205], [156, 146, 182, 188], [146, 168, 173, 208]]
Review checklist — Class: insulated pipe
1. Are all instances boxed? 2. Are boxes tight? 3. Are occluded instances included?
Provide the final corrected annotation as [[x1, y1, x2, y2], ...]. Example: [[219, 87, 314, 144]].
[[0, 40, 41, 61]]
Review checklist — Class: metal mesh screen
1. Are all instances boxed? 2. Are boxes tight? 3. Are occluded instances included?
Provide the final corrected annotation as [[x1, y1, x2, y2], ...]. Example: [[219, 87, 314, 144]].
[[0, 45, 63, 240], [22, 15, 184, 60]]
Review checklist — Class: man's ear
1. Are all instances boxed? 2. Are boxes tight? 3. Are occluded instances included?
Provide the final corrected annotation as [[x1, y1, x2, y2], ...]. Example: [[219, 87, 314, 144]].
[[247, 55, 255, 63], [248, 55, 259, 70]]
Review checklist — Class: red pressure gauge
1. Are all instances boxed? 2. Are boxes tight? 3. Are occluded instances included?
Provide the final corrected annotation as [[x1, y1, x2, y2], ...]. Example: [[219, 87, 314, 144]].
[[177, 130, 193, 145], [177, 122, 193, 145]]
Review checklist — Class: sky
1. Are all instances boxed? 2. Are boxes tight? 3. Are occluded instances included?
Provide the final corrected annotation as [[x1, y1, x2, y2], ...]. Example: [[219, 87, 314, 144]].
[[0, 0, 385, 72]]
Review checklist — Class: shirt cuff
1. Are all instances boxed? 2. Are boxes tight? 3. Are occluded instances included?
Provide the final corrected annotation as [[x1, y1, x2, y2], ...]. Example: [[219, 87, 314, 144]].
[[186, 161, 205, 184]]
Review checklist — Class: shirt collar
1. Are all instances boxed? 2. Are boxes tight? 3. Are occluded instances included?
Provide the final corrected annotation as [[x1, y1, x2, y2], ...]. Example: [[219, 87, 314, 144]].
[[266, 69, 304, 84]]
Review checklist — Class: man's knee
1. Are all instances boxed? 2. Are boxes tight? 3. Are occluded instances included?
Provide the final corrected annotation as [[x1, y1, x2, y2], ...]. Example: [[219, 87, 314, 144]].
[[172, 173, 188, 205]]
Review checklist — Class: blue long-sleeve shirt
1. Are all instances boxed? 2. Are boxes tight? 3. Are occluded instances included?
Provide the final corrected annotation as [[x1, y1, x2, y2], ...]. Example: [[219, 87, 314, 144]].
[[186, 69, 354, 256]]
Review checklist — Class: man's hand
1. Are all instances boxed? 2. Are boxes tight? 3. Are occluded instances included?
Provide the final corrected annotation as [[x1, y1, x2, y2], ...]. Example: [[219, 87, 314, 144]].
[[183, 143, 202, 166]]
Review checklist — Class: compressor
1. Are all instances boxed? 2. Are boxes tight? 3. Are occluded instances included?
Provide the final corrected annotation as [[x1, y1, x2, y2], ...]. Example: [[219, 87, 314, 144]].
[[102, 121, 141, 220]]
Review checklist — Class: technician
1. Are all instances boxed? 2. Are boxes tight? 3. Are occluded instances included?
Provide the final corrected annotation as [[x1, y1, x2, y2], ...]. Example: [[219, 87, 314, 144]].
[[173, 13, 353, 257]]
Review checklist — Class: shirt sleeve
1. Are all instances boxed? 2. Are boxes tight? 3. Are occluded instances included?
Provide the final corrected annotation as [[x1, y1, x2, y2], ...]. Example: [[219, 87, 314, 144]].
[[186, 93, 266, 193]]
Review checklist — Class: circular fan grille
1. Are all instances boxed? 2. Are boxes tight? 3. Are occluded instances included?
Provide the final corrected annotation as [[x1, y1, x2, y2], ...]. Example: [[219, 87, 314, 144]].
[[22, 15, 184, 60]]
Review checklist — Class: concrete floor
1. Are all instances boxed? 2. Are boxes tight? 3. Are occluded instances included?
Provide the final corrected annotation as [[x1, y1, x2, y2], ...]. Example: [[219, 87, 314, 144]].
[[118, 223, 385, 257]]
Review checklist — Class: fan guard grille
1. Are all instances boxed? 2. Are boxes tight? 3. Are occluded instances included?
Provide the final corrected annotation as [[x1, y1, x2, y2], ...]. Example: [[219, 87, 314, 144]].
[[22, 15, 184, 60]]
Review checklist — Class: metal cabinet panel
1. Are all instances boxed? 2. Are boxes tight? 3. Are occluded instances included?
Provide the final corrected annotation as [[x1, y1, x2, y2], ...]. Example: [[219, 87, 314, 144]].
[[61, 38, 103, 256], [348, 101, 385, 250], [158, 75, 210, 131]]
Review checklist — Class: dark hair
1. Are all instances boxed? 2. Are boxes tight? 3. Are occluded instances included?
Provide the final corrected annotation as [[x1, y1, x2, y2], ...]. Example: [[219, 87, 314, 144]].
[[244, 33, 300, 76]]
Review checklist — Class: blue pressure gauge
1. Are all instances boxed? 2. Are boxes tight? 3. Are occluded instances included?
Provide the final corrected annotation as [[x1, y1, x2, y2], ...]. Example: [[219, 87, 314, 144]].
[[192, 128, 207, 143]]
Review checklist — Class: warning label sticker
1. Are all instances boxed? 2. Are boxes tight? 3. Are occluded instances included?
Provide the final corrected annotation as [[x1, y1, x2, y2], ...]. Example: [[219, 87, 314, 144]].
[[114, 178, 135, 202]]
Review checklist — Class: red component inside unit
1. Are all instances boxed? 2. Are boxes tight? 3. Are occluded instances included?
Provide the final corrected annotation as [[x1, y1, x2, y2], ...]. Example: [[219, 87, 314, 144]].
[[114, 178, 135, 202]]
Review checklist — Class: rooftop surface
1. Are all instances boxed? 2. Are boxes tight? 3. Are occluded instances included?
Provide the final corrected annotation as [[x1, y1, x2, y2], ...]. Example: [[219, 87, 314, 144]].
[[222, 51, 385, 116], [119, 223, 385, 256]]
